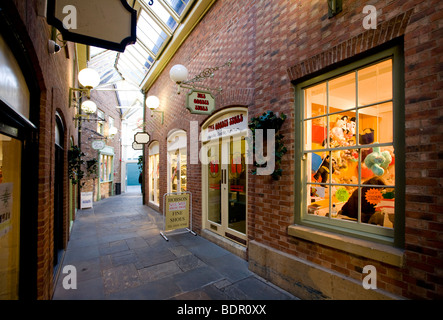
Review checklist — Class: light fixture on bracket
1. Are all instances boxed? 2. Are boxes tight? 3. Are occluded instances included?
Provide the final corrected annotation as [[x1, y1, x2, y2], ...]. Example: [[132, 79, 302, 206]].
[[169, 59, 232, 95], [69, 67, 101, 109], [145, 95, 164, 125], [73, 99, 104, 127]]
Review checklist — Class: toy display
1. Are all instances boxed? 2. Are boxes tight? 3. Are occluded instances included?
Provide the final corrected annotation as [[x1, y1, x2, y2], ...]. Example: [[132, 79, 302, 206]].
[[364, 147, 392, 176], [310, 113, 395, 228]]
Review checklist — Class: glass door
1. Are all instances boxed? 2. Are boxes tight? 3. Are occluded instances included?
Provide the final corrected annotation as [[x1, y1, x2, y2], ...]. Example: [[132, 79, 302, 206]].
[[207, 142, 222, 226], [204, 136, 247, 244], [227, 137, 247, 236]]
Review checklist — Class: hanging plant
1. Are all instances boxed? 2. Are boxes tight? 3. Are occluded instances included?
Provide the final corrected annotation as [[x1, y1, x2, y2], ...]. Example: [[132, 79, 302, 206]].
[[68, 146, 98, 186], [68, 145, 85, 185], [248, 111, 288, 180], [86, 159, 98, 178]]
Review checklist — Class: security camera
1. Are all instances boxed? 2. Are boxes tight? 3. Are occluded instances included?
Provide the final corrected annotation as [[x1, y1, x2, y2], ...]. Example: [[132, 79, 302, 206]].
[[48, 40, 61, 54]]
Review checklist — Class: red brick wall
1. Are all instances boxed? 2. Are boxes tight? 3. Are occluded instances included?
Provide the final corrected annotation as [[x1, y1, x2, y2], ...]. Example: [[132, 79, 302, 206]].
[[145, 0, 442, 299], [7, 0, 79, 299], [81, 89, 122, 200]]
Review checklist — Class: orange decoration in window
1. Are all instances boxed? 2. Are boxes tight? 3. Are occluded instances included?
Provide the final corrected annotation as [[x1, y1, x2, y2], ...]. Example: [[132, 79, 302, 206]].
[[365, 188, 383, 206]]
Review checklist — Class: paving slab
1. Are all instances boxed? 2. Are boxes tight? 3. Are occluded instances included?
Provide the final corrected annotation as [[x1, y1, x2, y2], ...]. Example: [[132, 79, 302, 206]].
[[52, 191, 298, 301]]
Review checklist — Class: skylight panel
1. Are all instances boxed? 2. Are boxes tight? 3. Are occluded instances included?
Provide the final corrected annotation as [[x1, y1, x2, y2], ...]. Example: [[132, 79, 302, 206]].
[[163, 0, 190, 17], [137, 9, 168, 55]]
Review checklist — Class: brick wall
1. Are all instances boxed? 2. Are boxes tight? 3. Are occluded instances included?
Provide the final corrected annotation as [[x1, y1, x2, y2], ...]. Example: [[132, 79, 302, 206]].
[[80, 89, 122, 200], [144, 0, 442, 299], [6, 0, 80, 299]]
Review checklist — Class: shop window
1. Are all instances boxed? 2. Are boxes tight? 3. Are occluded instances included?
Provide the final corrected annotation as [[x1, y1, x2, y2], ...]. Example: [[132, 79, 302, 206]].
[[100, 154, 113, 182], [149, 142, 160, 206], [108, 116, 115, 134], [0, 133, 22, 299], [167, 131, 187, 193], [295, 47, 403, 245], [97, 110, 105, 135]]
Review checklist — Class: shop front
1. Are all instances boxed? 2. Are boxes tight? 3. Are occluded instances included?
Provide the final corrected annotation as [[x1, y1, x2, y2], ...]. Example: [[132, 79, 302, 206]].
[[200, 108, 248, 246], [0, 31, 37, 299]]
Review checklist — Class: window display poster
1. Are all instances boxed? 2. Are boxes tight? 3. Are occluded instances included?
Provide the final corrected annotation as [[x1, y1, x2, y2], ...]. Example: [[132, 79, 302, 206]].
[[0, 183, 13, 237], [165, 193, 190, 231]]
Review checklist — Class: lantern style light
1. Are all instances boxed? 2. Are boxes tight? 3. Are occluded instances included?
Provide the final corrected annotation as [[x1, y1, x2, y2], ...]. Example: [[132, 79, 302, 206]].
[[80, 100, 97, 114], [108, 126, 118, 136], [169, 64, 189, 84], [146, 95, 160, 110], [78, 68, 101, 89]]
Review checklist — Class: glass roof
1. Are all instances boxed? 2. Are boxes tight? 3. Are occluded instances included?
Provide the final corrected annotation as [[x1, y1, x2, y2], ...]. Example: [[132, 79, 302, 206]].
[[89, 0, 194, 119], [116, 0, 193, 87]]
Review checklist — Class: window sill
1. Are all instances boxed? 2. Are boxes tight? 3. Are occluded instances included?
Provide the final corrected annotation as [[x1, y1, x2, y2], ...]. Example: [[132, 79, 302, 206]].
[[287, 224, 404, 267]]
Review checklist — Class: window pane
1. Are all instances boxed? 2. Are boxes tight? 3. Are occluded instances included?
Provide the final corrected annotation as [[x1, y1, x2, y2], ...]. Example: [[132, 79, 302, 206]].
[[149, 155, 155, 202], [332, 185, 357, 221], [358, 102, 393, 145], [311, 152, 331, 184], [329, 72, 356, 111], [155, 154, 160, 202], [331, 148, 359, 185], [164, 0, 190, 16], [180, 152, 187, 192], [207, 144, 221, 225], [138, 10, 168, 55], [361, 146, 395, 186], [308, 184, 328, 217], [170, 152, 178, 193], [305, 118, 327, 150], [358, 59, 392, 106], [328, 113, 356, 148], [305, 83, 327, 118], [149, 0, 178, 30]]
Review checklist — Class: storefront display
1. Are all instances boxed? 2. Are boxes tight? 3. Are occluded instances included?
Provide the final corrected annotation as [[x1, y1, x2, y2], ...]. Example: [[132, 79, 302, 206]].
[[167, 131, 187, 193], [304, 58, 395, 231], [0, 134, 22, 299], [149, 142, 160, 206]]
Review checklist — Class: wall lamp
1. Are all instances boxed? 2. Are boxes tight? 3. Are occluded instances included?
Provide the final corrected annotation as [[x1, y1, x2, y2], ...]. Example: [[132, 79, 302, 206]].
[[69, 67, 101, 109], [73, 99, 104, 127], [169, 59, 232, 95], [146, 95, 164, 125]]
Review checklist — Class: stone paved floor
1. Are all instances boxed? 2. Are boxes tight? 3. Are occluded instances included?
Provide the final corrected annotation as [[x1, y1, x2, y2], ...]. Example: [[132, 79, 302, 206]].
[[52, 191, 298, 300]]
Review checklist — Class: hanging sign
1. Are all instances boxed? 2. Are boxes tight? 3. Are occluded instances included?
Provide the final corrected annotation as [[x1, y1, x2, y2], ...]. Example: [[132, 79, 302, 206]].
[[92, 140, 106, 150], [186, 90, 215, 115], [132, 142, 143, 150], [46, 0, 137, 52], [134, 132, 150, 144]]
